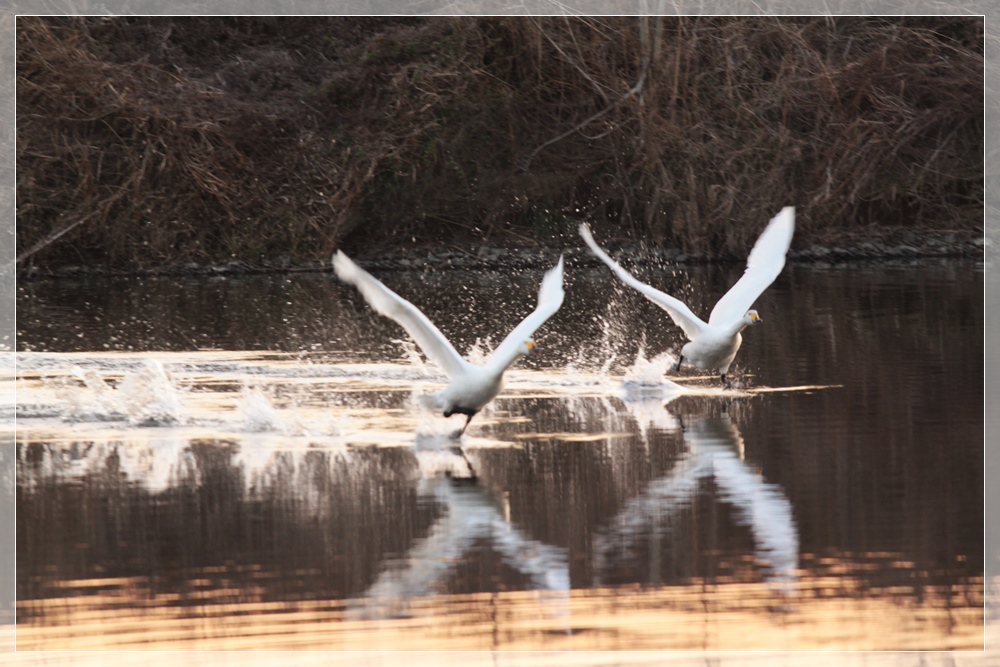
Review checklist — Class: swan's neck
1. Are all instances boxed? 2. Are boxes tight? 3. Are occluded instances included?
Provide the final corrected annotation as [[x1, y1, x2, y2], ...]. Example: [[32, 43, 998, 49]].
[[485, 347, 525, 377], [724, 317, 752, 338]]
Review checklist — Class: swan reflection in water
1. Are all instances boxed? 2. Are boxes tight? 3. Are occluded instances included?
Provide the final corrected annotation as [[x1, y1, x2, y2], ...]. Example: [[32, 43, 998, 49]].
[[348, 442, 570, 622], [598, 388, 799, 594]]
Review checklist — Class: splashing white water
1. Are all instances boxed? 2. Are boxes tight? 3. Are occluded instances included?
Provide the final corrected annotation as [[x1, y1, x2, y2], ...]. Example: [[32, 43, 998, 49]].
[[622, 346, 678, 387], [237, 386, 286, 432], [465, 336, 494, 366], [236, 384, 342, 437], [57, 359, 186, 425], [63, 367, 125, 420], [118, 359, 185, 425], [562, 308, 644, 380], [393, 338, 432, 376]]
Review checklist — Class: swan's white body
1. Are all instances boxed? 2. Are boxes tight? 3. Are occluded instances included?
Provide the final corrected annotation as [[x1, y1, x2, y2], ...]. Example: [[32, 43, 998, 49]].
[[333, 251, 565, 432], [580, 207, 794, 383]]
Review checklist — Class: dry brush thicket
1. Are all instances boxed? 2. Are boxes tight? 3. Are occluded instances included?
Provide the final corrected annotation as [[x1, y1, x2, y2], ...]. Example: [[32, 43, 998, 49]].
[[16, 16, 983, 270]]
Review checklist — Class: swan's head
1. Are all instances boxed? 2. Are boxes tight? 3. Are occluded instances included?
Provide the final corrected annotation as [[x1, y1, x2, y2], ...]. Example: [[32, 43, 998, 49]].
[[746, 310, 762, 325], [521, 339, 536, 357]]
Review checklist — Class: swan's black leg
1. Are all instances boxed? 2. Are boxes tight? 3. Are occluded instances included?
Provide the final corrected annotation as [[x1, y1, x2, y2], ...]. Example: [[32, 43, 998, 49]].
[[445, 407, 476, 439], [674, 355, 683, 372], [459, 413, 473, 435]]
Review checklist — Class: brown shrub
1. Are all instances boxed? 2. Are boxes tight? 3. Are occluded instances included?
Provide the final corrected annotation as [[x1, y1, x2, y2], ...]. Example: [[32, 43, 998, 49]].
[[16, 16, 983, 270]]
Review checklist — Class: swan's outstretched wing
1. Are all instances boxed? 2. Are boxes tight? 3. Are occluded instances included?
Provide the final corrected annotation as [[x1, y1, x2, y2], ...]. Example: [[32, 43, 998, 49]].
[[708, 207, 795, 327], [488, 256, 565, 369], [579, 223, 705, 340], [333, 251, 468, 377]]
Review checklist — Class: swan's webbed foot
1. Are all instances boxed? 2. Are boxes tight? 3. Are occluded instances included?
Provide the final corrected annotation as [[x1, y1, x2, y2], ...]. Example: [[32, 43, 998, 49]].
[[721, 373, 734, 389]]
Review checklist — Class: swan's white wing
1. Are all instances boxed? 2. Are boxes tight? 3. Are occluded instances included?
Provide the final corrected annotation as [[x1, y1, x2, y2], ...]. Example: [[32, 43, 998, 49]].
[[579, 223, 706, 340], [708, 207, 794, 327], [487, 256, 565, 370], [333, 251, 468, 377]]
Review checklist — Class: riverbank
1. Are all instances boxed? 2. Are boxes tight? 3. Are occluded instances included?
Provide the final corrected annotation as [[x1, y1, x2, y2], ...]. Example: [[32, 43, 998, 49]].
[[16, 17, 983, 273], [17, 228, 985, 280]]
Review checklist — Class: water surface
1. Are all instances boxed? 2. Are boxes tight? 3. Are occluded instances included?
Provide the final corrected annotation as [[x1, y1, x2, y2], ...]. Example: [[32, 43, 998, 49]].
[[11, 258, 984, 650]]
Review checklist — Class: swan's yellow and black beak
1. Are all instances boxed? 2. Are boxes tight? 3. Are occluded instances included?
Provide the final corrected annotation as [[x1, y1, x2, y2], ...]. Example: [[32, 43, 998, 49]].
[[525, 340, 536, 355], [749, 312, 762, 324]]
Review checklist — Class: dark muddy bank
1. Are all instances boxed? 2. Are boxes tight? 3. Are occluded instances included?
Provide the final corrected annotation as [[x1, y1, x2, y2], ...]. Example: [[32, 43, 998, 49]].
[[20, 229, 984, 280]]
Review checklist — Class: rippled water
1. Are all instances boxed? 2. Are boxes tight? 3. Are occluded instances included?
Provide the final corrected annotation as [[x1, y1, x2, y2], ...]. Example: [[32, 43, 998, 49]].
[[10, 258, 984, 651]]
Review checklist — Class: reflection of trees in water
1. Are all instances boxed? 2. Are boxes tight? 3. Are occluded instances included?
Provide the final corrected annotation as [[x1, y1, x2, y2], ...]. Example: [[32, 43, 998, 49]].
[[16, 266, 983, 624], [17, 441, 440, 604], [16, 433, 574, 619], [15, 258, 984, 606], [748, 265, 983, 572]]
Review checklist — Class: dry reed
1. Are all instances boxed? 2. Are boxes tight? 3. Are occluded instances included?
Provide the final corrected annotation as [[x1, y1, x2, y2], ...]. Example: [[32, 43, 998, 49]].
[[16, 16, 983, 270]]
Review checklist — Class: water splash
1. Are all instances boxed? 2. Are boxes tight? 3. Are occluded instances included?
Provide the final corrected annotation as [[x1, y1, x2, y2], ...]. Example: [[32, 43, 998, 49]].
[[62, 367, 126, 420], [597, 351, 618, 378], [236, 384, 343, 438], [118, 359, 185, 426], [393, 338, 431, 376], [561, 313, 619, 377], [621, 345, 678, 387], [562, 302, 670, 382], [465, 336, 494, 366], [237, 386, 286, 433], [56, 359, 185, 425]]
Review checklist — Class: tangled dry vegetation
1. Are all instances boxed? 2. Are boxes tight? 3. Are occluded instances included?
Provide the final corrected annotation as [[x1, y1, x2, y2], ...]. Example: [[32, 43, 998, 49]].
[[16, 16, 983, 270]]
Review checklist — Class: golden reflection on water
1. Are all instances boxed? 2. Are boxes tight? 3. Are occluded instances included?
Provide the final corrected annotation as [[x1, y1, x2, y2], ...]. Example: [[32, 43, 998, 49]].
[[3, 618, 998, 667], [15, 564, 983, 651]]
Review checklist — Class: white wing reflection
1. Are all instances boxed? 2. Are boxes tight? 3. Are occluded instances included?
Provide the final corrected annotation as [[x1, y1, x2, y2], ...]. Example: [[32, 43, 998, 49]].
[[349, 472, 570, 621], [596, 403, 798, 590]]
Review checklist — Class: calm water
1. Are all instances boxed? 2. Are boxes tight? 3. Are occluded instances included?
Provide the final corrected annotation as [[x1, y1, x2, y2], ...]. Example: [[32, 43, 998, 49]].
[[10, 257, 984, 651]]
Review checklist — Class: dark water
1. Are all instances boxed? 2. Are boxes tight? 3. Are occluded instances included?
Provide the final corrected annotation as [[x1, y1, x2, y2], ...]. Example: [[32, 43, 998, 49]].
[[12, 258, 984, 651]]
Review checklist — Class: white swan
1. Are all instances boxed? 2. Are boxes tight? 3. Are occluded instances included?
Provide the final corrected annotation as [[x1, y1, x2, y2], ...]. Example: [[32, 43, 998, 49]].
[[333, 251, 565, 434], [580, 207, 794, 385]]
